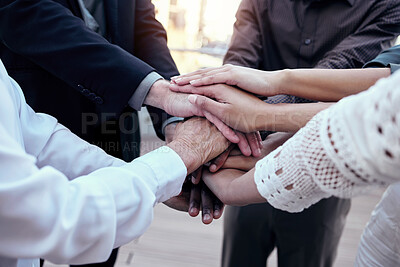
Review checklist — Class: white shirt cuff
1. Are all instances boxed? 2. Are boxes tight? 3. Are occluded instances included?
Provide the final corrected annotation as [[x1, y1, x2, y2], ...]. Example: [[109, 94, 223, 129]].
[[122, 146, 187, 203]]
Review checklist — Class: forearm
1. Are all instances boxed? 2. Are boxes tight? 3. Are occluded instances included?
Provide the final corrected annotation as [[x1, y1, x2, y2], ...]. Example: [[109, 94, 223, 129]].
[[257, 102, 333, 132], [225, 169, 265, 206], [276, 68, 390, 101]]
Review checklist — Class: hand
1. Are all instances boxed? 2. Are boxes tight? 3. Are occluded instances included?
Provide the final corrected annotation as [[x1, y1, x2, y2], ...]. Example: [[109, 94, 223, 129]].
[[188, 179, 224, 224], [218, 132, 293, 171], [164, 123, 225, 223], [202, 169, 265, 206], [169, 83, 269, 133], [164, 122, 177, 144], [164, 118, 262, 158], [163, 181, 192, 212], [146, 79, 241, 144], [167, 117, 230, 176], [208, 132, 263, 172], [145, 79, 203, 117], [150, 81, 262, 156], [163, 179, 224, 224], [171, 64, 283, 96]]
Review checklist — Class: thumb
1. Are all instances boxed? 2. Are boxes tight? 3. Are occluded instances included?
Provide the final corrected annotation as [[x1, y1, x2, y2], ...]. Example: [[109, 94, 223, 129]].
[[188, 95, 224, 117]]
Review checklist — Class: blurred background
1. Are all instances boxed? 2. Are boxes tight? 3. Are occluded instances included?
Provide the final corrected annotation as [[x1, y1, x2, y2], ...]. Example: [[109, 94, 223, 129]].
[[44, 1, 386, 266], [152, 0, 241, 73]]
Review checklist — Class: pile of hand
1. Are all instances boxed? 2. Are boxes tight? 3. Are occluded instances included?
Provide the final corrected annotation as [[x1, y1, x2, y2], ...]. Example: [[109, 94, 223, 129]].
[[160, 65, 293, 224]]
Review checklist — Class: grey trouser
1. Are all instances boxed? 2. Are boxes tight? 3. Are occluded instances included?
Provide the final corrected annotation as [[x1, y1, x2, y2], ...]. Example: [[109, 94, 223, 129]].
[[222, 197, 351, 267]]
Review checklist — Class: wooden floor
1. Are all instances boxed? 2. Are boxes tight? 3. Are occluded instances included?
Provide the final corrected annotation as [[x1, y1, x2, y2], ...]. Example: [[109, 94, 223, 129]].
[[44, 110, 385, 267]]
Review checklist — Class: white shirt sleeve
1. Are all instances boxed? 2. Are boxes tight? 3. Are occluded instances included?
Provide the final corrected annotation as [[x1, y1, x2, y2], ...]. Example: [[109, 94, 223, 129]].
[[254, 71, 400, 213], [0, 124, 186, 264], [0, 78, 187, 264]]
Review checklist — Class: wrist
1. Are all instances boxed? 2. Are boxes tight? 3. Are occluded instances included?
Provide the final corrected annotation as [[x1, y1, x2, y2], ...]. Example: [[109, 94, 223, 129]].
[[144, 79, 168, 109], [164, 122, 178, 144], [274, 69, 292, 95], [167, 138, 201, 174], [254, 101, 276, 131]]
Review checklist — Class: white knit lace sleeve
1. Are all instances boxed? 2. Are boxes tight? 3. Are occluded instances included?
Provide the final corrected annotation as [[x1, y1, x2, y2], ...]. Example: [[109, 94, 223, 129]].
[[255, 71, 400, 213]]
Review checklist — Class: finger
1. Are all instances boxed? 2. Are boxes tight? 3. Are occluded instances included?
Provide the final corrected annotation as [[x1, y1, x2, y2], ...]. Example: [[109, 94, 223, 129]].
[[256, 131, 263, 148], [169, 83, 200, 94], [188, 94, 223, 121], [191, 166, 203, 185], [189, 183, 201, 217], [177, 68, 229, 85], [186, 68, 230, 86], [190, 71, 235, 87], [209, 144, 235, 172], [171, 67, 222, 83], [169, 84, 217, 102], [220, 155, 256, 171], [203, 110, 240, 143], [201, 183, 214, 224], [236, 131, 252, 156], [213, 197, 224, 219], [246, 132, 262, 157], [229, 147, 242, 156], [174, 74, 203, 85]]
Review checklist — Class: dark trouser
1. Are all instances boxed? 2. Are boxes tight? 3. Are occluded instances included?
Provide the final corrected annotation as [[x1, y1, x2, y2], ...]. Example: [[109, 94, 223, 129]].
[[222, 197, 351, 267], [40, 248, 118, 267], [70, 248, 119, 267]]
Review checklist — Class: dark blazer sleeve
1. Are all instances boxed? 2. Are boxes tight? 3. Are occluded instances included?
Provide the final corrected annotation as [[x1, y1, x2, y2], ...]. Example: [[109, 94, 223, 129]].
[[133, 0, 179, 79], [315, 0, 400, 69], [0, 0, 154, 117], [133, 0, 180, 140], [363, 45, 400, 73]]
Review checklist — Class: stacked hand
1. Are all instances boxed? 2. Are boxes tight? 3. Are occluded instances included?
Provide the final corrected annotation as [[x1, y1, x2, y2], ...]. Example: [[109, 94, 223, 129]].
[[154, 64, 295, 216], [169, 65, 283, 134], [147, 79, 263, 157], [169, 83, 267, 133], [165, 65, 297, 207]]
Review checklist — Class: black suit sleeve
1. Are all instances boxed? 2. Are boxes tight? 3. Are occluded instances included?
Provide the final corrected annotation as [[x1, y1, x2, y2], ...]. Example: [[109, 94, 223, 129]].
[[134, 0, 179, 79], [133, 0, 180, 140], [0, 0, 154, 117]]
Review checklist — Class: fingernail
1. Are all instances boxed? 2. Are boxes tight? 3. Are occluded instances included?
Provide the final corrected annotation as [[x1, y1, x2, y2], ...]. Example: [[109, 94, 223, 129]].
[[171, 76, 178, 80], [190, 207, 198, 215], [175, 78, 182, 83], [210, 164, 217, 172], [214, 210, 220, 217], [191, 176, 196, 184], [189, 80, 198, 85], [188, 95, 197, 104], [204, 214, 211, 222]]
